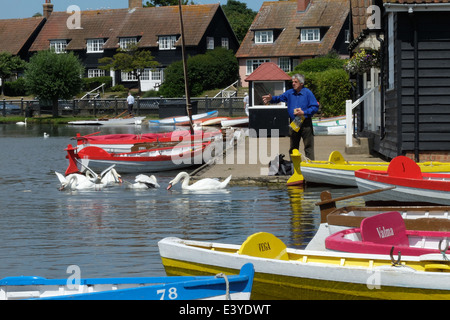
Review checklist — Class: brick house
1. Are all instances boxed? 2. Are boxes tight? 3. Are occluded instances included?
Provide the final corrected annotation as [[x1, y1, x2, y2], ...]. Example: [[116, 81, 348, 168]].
[[236, 0, 351, 88], [29, 0, 240, 92]]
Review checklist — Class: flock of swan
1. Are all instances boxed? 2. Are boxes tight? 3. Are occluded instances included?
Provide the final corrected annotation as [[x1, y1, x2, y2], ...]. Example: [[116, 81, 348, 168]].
[[55, 166, 232, 192]]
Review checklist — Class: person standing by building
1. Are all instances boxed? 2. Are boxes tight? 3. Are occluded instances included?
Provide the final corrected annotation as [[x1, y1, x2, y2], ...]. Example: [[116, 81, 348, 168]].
[[262, 74, 319, 160], [127, 91, 135, 115], [243, 92, 249, 116]]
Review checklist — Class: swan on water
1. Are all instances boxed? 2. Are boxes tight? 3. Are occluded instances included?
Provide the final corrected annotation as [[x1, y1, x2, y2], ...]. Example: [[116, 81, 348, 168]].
[[55, 172, 103, 191], [44, 132, 49, 138], [16, 118, 27, 125], [167, 172, 231, 191], [55, 165, 121, 191], [127, 174, 160, 189]]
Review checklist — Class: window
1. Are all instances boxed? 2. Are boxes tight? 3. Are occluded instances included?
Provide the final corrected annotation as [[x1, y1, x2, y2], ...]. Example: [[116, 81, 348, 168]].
[[221, 37, 229, 49], [255, 31, 273, 44], [246, 59, 270, 75], [119, 37, 137, 50], [88, 69, 105, 78], [50, 40, 68, 53], [301, 28, 320, 42], [159, 36, 177, 50], [87, 39, 104, 53], [151, 69, 162, 81], [278, 57, 291, 73], [121, 71, 137, 82], [207, 37, 214, 50]]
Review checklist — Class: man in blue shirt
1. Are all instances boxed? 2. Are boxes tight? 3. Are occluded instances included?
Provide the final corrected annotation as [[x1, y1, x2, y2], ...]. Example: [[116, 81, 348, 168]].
[[263, 74, 319, 160]]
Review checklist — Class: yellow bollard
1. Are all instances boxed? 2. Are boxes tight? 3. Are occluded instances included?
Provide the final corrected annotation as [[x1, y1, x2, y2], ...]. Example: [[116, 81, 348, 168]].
[[287, 149, 304, 186]]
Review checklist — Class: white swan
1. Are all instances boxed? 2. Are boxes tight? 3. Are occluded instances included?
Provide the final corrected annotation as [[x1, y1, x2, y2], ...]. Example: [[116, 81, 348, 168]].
[[127, 174, 160, 189], [16, 118, 27, 125], [44, 132, 49, 138], [55, 172, 102, 191], [85, 165, 122, 186], [167, 172, 232, 191]]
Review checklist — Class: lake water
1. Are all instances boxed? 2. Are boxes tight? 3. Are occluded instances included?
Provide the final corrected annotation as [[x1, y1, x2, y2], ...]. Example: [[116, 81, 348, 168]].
[[0, 123, 364, 280]]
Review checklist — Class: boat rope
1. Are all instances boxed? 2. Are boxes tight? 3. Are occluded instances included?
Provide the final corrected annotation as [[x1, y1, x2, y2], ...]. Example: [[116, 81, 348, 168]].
[[439, 239, 449, 261], [390, 246, 402, 266], [215, 273, 231, 300]]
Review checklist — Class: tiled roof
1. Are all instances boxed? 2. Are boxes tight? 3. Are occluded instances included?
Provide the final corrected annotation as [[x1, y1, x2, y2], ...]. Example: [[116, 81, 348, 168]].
[[30, 4, 220, 51], [0, 17, 45, 55], [236, 0, 350, 59], [245, 62, 292, 82]]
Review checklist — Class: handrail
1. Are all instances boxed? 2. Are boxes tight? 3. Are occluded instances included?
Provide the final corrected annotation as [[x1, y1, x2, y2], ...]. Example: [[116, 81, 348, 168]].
[[214, 80, 239, 98], [345, 86, 377, 147], [80, 83, 106, 100]]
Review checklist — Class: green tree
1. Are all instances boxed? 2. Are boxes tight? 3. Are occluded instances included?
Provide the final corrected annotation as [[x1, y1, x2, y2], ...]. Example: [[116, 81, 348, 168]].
[[222, 0, 256, 42], [159, 47, 238, 98], [24, 50, 84, 117], [0, 52, 26, 96], [99, 44, 159, 94]]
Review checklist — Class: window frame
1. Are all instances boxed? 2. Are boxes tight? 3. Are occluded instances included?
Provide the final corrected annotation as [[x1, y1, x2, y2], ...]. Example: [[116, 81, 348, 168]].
[[87, 39, 104, 53], [50, 40, 68, 53], [300, 28, 320, 42], [255, 30, 274, 44], [159, 35, 177, 50]]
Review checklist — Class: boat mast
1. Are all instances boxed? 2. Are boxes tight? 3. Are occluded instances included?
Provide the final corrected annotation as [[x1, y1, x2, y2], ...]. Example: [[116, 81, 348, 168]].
[[178, 0, 194, 134]]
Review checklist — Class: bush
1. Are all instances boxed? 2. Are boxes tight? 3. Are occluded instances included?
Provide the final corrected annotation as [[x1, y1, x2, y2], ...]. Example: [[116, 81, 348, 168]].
[[3, 78, 28, 96], [304, 69, 350, 117], [159, 47, 239, 98], [294, 57, 346, 73], [110, 84, 126, 92], [82, 76, 113, 91]]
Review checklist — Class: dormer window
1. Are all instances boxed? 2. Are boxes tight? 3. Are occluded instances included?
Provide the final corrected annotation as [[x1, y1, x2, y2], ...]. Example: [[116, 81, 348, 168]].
[[119, 37, 138, 50], [159, 36, 177, 50], [87, 39, 104, 53], [50, 40, 68, 53], [300, 28, 320, 42], [255, 30, 273, 44]]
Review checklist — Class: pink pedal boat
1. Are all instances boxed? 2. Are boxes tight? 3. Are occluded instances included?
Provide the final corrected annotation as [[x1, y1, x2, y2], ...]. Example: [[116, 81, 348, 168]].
[[325, 211, 450, 257]]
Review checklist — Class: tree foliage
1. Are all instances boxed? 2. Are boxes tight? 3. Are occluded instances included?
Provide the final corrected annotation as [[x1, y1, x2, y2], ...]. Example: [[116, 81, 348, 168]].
[[293, 53, 350, 117], [99, 44, 159, 94], [24, 50, 84, 116], [159, 47, 239, 98], [0, 52, 26, 96], [222, 0, 256, 42]]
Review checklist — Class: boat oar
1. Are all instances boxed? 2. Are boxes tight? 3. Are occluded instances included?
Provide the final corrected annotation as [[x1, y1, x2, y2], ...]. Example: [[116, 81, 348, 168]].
[[315, 186, 396, 223]]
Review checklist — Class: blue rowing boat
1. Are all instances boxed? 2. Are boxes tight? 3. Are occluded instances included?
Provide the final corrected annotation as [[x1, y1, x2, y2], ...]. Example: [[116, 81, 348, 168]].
[[0, 263, 254, 300]]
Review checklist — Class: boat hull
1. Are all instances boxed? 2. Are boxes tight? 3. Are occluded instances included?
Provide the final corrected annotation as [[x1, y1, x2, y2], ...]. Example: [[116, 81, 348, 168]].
[[149, 111, 218, 125], [75, 143, 209, 173], [158, 236, 450, 300], [355, 175, 450, 206], [0, 264, 254, 300], [68, 117, 145, 126], [300, 151, 450, 187]]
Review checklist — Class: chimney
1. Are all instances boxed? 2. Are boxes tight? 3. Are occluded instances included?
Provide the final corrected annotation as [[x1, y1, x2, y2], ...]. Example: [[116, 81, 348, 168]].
[[43, 0, 53, 19], [297, 0, 311, 12], [129, 0, 143, 9]]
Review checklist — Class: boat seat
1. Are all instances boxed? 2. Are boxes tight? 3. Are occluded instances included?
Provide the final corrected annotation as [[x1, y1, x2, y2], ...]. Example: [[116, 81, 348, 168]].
[[360, 211, 409, 247], [238, 232, 289, 260], [387, 156, 423, 179]]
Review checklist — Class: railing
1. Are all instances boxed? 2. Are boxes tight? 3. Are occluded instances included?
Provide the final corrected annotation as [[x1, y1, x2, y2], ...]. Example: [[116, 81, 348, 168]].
[[345, 86, 377, 147], [214, 80, 239, 99], [1, 96, 248, 118], [80, 83, 106, 100]]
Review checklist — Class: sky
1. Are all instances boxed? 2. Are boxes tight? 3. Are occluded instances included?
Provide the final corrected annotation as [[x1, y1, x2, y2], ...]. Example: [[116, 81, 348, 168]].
[[0, 0, 266, 19]]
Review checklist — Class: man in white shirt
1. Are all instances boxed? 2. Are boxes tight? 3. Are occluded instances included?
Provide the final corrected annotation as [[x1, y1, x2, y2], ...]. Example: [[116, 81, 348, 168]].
[[127, 91, 135, 115]]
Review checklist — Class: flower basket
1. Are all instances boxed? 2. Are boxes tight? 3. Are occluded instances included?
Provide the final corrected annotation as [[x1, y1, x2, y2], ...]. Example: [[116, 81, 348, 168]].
[[345, 49, 380, 75]]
